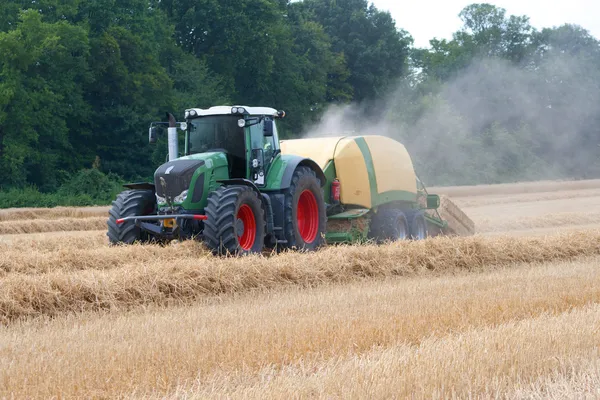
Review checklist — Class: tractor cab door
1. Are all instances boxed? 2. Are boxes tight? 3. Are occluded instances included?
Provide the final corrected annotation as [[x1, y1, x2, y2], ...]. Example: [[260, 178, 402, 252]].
[[246, 117, 279, 187]]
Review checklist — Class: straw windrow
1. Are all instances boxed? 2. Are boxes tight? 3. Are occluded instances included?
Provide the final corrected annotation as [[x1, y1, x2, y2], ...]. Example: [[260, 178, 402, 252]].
[[0, 206, 109, 222], [1, 230, 599, 323], [0, 217, 107, 235]]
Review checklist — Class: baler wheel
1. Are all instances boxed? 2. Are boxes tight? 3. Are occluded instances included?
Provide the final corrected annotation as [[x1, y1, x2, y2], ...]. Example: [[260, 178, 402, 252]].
[[203, 186, 265, 255], [282, 166, 326, 251], [368, 208, 409, 244], [408, 210, 428, 240], [107, 189, 156, 245]]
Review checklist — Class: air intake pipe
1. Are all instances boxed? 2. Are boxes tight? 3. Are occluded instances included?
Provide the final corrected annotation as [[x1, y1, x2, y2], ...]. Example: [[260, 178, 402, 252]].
[[167, 112, 178, 161]]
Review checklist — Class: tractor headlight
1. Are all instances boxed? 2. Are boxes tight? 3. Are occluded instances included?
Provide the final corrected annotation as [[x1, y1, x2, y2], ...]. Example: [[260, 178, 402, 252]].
[[156, 194, 166, 204], [174, 190, 189, 204], [189, 110, 197, 117]]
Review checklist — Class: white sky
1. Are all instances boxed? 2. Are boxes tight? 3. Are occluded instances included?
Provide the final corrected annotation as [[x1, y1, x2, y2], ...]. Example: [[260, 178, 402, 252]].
[[371, 0, 600, 47]]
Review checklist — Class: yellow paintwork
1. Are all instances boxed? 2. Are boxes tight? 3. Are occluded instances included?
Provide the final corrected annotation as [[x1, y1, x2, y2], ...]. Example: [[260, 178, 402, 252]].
[[280, 135, 417, 209], [280, 137, 344, 169], [333, 138, 372, 208], [363, 136, 417, 195]]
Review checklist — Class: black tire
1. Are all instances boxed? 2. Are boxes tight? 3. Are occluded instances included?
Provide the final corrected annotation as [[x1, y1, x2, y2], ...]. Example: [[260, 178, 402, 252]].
[[203, 186, 265, 255], [107, 190, 156, 245], [282, 166, 327, 251], [368, 208, 409, 244], [408, 210, 428, 240]]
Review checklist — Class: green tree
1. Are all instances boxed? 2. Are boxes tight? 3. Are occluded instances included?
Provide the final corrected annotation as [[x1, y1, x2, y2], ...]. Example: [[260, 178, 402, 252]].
[[164, 0, 281, 100], [0, 0, 81, 32], [0, 10, 91, 190], [414, 4, 535, 80], [297, 0, 412, 102], [84, 26, 173, 179]]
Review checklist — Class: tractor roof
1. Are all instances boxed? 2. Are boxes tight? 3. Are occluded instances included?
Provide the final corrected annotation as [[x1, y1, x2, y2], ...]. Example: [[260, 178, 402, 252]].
[[185, 105, 279, 117]]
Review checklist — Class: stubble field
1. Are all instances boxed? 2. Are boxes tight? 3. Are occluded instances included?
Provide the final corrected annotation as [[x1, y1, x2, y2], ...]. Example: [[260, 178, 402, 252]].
[[1, 179, 600, 398]]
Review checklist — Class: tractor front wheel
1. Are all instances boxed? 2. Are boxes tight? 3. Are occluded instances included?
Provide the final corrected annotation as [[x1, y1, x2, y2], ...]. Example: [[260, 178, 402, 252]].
[[203, 186, 265, 255], [107, 189, 156, 245], [282, 166, 327, 251]]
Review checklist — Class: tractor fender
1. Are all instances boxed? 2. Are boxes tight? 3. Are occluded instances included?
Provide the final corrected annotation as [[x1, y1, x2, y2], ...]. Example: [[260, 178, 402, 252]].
[[217, 179, 275, 236], [123, 182, 155, 191], [280, 157, 326, 189]]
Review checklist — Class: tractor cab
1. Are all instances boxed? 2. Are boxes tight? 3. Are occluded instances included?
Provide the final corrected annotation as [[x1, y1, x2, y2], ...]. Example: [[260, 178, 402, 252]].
[[184, 106, 284, 185]]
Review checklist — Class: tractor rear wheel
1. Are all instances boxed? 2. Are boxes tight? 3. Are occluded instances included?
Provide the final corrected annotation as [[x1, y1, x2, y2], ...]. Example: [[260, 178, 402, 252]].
[[203, 186, 265, 255], [282, 166, 326, 251], [368, 208, 409, 243], [107, 189, 156, 245]]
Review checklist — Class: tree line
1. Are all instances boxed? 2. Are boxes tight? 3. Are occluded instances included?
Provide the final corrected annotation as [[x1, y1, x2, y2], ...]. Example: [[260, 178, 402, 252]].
[[0, 0, 598, 201]]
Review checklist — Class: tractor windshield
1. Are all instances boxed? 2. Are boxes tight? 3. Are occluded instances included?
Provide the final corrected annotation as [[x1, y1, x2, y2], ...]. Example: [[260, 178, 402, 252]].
[[187, 116, 245, 159]]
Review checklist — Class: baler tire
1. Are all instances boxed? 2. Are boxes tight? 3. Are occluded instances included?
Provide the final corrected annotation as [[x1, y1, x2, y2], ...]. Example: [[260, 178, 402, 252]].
[[107, 189, 156, 245], [281, 166, 326, 251], [368, 208, 409, 244], [203, 185, 265, 256], [407, 210, 428, 240]]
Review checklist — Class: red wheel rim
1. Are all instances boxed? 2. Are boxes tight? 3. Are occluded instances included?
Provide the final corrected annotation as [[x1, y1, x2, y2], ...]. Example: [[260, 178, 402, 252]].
[[237, 204, 256, 251], [297, 190, 319, 243]]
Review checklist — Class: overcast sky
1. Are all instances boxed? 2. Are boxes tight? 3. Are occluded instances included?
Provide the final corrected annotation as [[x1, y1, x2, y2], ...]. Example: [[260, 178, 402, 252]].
[[371, 0, 600, 48]]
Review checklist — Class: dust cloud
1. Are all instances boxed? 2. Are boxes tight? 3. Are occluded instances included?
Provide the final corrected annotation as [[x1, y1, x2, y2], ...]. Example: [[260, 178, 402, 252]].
[[299, 54, 600, 186]]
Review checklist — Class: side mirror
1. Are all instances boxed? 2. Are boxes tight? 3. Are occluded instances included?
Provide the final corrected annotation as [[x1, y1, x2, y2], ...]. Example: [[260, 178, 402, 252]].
[[264, 120, 274, 137], [149, 126, 159, 144]]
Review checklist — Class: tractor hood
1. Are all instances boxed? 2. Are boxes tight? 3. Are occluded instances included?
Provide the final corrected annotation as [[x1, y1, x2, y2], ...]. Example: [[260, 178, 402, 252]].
[[154, 159, 205, 202], [153, 152, 229, 209]]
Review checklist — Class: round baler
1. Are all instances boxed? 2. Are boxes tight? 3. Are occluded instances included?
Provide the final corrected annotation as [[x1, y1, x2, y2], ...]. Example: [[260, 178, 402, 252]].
[[281, 135, 474, 242]]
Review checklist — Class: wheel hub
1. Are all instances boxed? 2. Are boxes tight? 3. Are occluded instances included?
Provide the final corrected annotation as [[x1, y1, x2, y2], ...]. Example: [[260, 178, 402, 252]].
[[236, 204, 256, 251], [297, 190, 319, 243]]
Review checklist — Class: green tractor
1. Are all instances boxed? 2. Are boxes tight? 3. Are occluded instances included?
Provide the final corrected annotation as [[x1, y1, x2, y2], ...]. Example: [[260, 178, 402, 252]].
[[107, 105, 473, 255], [108, 106, 328, 254]]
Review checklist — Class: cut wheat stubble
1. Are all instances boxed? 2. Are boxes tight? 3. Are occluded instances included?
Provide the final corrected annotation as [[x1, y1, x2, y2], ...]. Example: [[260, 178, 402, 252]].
[[1, 257, 599, 398], [0, 230, 599, 322]]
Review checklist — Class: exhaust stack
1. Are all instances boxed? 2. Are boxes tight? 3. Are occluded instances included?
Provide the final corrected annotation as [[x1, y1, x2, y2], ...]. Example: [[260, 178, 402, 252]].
[[167, 113, 178, 161]]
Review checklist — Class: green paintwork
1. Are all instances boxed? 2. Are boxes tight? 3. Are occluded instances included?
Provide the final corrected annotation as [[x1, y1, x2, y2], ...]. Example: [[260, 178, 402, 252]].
[[262, 153, 315, 191], [325, 215, 370, 243], [354, 137, 379, 204], [322, 160, 337, 204], [156, 152, 229, 210], [244, 125, 252, 180], [263, 153, 287, 191], [353, 137, 417, 208], [425, 214, 447, 228], [325, 232, 355, 243], [426, 194, 441, 209], [328, 208, 370, 220], [376, 190, 419, 205]]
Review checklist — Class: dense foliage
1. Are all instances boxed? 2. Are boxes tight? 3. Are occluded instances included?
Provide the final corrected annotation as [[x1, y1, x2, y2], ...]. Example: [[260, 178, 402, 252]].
[[0, 1, 598, 204]]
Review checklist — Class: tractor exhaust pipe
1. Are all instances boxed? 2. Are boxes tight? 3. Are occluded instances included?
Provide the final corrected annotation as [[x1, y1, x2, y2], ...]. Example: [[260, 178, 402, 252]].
[[167, 112, 178, 161]]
